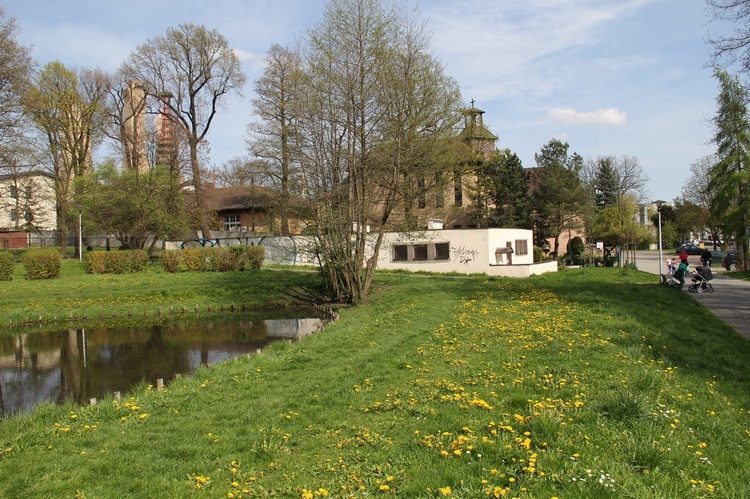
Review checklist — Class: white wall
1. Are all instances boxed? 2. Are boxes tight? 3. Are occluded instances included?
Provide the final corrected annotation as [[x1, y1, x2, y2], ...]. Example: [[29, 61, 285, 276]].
[[163, 228, 557, 277]]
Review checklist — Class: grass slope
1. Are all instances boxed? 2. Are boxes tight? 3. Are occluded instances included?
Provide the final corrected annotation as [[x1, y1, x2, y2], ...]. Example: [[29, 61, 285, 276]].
[[1, 267, 749, 498]]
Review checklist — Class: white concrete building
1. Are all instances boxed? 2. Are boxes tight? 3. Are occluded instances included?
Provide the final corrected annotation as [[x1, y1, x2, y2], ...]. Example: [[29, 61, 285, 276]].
[[244, 228, 556, 277], [374, 228, 556, 277]]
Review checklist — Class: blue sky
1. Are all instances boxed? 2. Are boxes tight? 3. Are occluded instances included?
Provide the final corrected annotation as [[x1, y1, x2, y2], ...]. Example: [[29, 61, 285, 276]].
[[6, 0, 732, 201]]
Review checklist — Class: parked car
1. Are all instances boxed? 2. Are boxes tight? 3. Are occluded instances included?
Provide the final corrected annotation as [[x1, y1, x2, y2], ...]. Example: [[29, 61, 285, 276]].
[[676, 244, 703, 255], [708, 250, 726, 263], [724, 251, 744, 271]]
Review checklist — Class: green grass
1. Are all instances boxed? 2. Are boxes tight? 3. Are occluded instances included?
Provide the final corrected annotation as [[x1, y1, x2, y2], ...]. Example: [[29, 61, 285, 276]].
[[0, 261, 327, 331], [1, 267, 750, 498], [725, 269, 750, 281]]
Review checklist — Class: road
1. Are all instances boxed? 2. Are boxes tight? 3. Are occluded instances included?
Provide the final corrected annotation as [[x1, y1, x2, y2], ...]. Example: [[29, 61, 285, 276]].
[[635, 250, 750, 341]]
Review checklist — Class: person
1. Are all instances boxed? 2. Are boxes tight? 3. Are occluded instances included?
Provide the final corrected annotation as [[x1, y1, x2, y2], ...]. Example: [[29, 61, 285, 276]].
[[666, 257, 674, 274], [701, 248, 712, 268], [674, 258, 689, 289]]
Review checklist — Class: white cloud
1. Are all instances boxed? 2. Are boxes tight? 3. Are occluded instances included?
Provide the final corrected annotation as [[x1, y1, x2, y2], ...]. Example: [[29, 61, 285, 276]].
[[548, 107, 628, 127]]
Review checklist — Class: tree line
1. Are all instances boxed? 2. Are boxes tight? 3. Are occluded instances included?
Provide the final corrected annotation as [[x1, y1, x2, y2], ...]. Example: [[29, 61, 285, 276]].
[[6, 0, 745, 305], [0, 0, 652, 303]]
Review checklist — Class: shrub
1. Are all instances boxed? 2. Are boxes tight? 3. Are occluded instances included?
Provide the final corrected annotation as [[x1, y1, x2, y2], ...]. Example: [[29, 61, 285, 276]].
[[160, 250, 181, 273], [22, 249, 61, 280], [245, 245, 265, 270], [0, 251, 14, 281], [158, 246, 265, 273], [533, 246, 544, 263], [212, 247, 241, 272], [568, 236, 585, 265], [181, 248, 209, 272], [83, 250, 149, 274], [83, 252, 107, 274]]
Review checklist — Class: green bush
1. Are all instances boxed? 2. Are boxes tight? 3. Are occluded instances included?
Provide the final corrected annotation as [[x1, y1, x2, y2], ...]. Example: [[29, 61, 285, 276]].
[[0, 251, 14, 281], [212, 247, 241, 272], [567, 236, 585, 265], [533, 246, 544, 263], [82, 252, 107, 274], [158, 246, 265, 273], [83, 250, 149, 274], [245, 245, 265, 270], [160, 249, 181, 273], [181, 248, 209, 272], [22, 249, 61, 280]]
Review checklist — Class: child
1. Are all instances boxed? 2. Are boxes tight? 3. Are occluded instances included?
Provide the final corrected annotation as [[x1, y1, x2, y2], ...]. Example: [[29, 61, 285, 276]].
[[666, 257, 673, 274]]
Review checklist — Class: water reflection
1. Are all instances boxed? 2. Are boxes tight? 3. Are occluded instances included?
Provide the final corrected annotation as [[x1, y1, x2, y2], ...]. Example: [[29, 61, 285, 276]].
[[0, 316, 324, 417]]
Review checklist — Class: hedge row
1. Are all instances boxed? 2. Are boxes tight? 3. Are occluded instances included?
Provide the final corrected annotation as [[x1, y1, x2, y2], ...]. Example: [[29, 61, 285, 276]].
[[160, 246, 265, 273], [83, 250, 149, 274], [21, 249, 61, 280]]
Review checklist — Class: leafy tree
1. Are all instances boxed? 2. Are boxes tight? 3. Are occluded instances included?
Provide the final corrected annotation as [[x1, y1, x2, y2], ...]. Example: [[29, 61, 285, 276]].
[[532, 139, 587, 256], [120, 23, 247, 239], [710, 68, 750, 268], [23, 62, 109, 255], [592, 194, 649, 266], [247, 44, 306, 236], [592, 157, 619, 207], [469, 148, 531, 229], [294, 0, 462, 303], [650, 203, 679, 249], [77, 160, 187, 253]]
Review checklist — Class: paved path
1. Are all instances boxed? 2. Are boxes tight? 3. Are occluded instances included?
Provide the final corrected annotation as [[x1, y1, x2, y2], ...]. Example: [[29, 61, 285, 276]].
[[636, 251, 750, 341]]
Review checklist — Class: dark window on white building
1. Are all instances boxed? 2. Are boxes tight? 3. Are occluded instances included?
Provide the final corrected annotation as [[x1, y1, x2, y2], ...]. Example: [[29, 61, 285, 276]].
[[392, 242, 451, 263]]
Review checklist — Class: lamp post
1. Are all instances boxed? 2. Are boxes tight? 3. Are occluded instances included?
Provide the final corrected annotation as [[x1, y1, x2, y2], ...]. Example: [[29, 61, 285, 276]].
[[654, 200, 666, 276], [78, 208, 83, 262]]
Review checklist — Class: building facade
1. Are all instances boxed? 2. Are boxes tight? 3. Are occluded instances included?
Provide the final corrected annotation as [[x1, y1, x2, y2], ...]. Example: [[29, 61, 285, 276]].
[[0, 171, 56, 232]]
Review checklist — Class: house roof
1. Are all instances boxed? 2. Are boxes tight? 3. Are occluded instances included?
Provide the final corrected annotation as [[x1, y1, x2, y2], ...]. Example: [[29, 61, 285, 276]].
[[206, 185, 275, 212]]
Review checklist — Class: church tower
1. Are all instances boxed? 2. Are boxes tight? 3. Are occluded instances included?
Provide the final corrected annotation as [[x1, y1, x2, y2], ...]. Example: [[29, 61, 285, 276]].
[[459, 101, 498, 161]]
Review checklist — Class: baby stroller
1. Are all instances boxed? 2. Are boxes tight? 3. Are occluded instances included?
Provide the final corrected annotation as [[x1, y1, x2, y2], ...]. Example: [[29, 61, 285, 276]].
[[688, 266, 714, 293], [661, 273, 681, 288]]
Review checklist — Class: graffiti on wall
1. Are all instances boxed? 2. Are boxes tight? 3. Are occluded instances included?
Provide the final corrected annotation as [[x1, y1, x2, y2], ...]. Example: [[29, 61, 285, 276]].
[[453, 245, 479, 265]]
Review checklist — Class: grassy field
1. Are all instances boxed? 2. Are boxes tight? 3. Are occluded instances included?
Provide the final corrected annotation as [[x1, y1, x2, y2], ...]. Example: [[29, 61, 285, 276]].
[[1, 267, 750, 498], [0, 261, 327, 331]]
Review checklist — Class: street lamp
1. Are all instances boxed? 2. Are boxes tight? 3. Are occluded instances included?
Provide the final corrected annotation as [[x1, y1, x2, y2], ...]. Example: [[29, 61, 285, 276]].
[[78, 208, 83, 262], [654, 200, 666, 276]]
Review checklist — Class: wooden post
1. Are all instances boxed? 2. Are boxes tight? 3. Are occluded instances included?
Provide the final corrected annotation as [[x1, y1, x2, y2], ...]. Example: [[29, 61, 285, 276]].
[[114, 391, 121, 402], [156, 378, 164, 391], [89, 397, 97, 405]]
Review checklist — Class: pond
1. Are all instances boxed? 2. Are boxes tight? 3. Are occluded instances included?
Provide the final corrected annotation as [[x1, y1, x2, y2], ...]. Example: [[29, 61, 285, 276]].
[[0, 313, 326, 417]]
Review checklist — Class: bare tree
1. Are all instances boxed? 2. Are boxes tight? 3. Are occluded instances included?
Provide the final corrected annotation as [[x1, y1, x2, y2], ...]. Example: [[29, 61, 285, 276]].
[[708, 0, 750, 71], [207, 156, 265, 188], [247, 44, 305, 235], [0, 7, 34, 172], [296, 0, 462, 303], [23, 62, 109, 255], [120, 23, 246, 239]]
